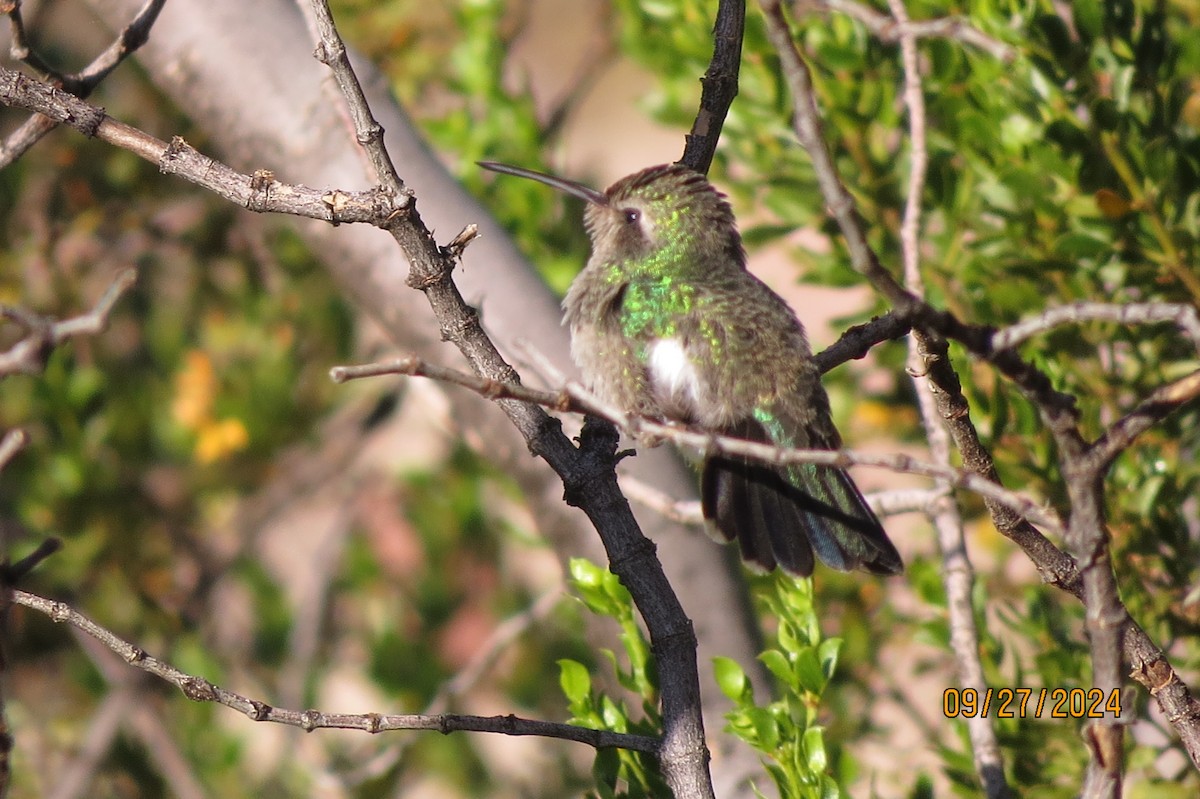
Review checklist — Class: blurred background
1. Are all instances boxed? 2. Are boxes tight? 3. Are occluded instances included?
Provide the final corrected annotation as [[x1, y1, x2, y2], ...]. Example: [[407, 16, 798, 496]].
[[2, 0, 1199, 797]]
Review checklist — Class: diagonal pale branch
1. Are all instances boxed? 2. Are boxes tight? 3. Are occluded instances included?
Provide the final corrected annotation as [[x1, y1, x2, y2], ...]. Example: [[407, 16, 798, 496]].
[[301, 2, 715, 796], [0, 68, 403, 224]]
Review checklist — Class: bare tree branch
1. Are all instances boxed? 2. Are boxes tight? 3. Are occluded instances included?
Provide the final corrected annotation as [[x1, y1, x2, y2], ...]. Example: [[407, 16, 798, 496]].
[[0, 269, 136, 377], [821, 0, 1017, 62], [992, 301, 1200, 355], [620, 479, 942, 528], [0, 0, 166, 168], [12, 590, 659, 753], [0, 71, 406, 224], [333, 351, 1067, 535], [680, 0, 745, 174], [812, 311, 910, 374]]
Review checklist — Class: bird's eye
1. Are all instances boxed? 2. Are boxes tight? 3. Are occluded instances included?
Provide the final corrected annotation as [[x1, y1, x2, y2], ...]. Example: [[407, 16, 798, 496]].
[[622, 209, 640, 225]]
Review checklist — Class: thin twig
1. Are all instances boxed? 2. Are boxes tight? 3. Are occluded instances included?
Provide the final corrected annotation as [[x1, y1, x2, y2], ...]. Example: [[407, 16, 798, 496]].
[[337, 349, 1066, 534], [992, 302, 1200, 355], [0, 269, 137, 377], [12, 590, 658, 752], [2, 1, 55, 76], [330, 356, 579, 413], [621, 478, 939, 527], [300, 0, 408, 201], [867, 488, 946, 517], [759, 0, 913, 310], [619, 477, 705, 526], [822, 0, 1017, 62], [0, 0, 166, 169], [0, 70, 404, 225]]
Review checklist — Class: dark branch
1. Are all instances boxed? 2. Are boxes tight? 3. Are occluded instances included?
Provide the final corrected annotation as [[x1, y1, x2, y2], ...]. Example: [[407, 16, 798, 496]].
[[813, 312, 909, 374], [679, 0, 745, 174]]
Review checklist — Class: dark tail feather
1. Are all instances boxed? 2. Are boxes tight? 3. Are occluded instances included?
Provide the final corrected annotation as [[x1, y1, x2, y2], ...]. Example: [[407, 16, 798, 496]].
[[702, 452, 814, 575], [700, 424, 902, 577]]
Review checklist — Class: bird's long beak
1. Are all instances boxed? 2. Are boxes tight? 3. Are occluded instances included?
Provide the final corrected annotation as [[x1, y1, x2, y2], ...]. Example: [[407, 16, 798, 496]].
[[478, 161, 608, 206]]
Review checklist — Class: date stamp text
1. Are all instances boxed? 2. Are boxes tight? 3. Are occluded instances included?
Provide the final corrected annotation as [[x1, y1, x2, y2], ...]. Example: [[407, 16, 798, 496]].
[[943, 687, 1122, 719]]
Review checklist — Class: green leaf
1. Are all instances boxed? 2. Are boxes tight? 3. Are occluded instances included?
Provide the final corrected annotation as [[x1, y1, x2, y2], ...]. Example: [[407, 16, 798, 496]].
[[759, 649, 798, 691], [794, 647, 827, 694], [748, 707, 781, 751], [804, 726, 828, 773], [558, 659, 591, 705], [713, 656, 749, 703], [817, 638, 842, 681]]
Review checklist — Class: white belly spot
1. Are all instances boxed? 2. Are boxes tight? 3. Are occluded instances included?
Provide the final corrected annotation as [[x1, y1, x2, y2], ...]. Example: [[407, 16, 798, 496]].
[[647, 338, 701, 418]]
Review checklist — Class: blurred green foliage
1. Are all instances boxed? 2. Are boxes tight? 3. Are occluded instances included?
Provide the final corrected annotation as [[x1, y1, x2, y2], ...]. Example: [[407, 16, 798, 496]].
[[2, 0, 1199, 796]]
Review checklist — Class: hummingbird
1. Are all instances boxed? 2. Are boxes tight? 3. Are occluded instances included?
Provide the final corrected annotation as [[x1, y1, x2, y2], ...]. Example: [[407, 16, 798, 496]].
[[480, 160, 902, 577]]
